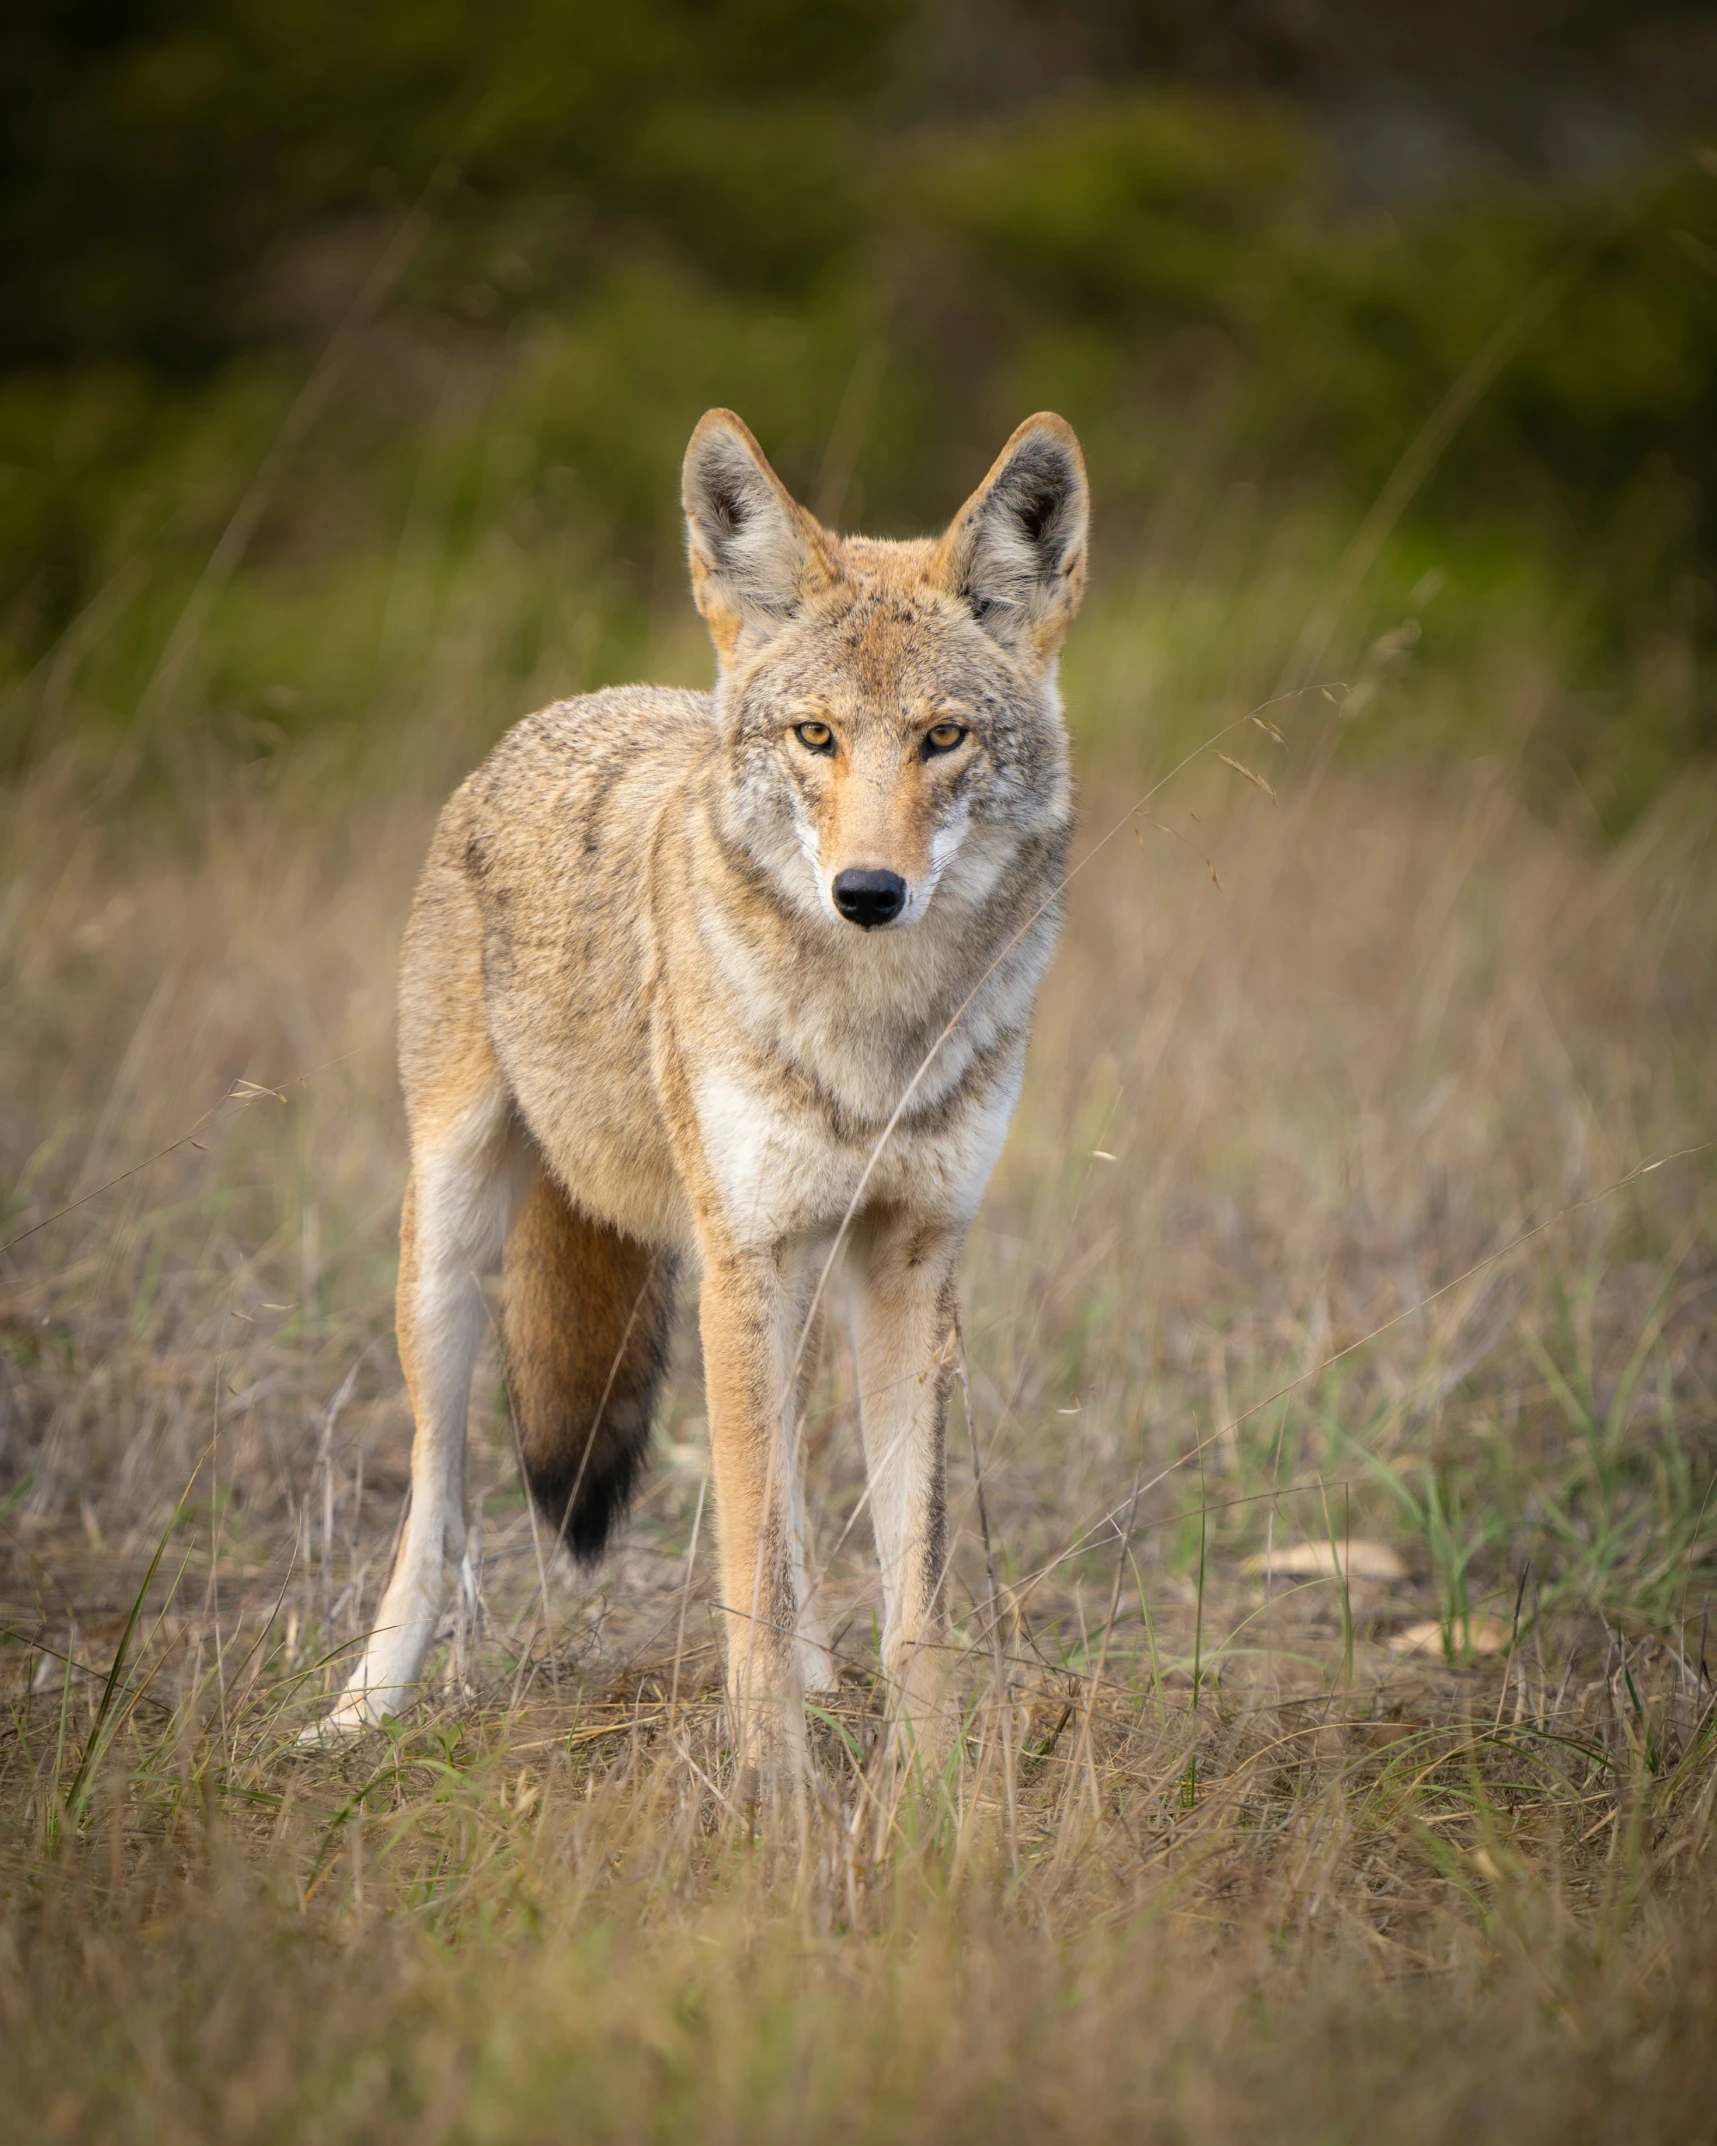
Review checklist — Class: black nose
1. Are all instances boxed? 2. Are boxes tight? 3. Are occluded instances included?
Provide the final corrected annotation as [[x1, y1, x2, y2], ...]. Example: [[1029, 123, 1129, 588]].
[[832, 868, 907, 928]]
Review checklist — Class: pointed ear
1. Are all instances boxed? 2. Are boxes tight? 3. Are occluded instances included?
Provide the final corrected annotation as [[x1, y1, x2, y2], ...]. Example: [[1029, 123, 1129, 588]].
[[682, 410, 833, 660], [931, 414, 1088, 663]]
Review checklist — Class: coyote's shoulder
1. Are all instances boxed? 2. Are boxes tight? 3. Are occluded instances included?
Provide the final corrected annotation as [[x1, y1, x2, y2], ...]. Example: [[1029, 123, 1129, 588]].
[[399, 685, 709, 1253], [323, 409, 1089, 1773]]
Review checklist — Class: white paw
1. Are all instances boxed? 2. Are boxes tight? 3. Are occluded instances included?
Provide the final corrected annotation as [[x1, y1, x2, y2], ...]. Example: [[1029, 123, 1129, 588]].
[[799, 1637, 840, 1698], [296, 1665, 415, 1746], [296, 1693, 385, 1747]]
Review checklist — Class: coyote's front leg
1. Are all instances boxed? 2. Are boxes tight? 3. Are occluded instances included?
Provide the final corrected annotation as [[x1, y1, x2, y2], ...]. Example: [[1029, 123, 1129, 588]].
[[698, 1245, 829, 1790], [847, 1211, 961, 1766]]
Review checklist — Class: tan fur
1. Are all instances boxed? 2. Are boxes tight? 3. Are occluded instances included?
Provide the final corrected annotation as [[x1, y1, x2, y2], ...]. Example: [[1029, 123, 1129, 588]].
[[313, 408, 1088, 1777]]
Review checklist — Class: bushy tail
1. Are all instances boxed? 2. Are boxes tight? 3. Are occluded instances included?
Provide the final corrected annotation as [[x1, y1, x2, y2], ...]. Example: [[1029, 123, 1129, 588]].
[[503, 1168, 674, 1561]]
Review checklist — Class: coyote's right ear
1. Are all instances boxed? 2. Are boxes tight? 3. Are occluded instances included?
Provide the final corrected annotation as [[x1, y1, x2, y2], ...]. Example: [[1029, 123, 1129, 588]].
[[933, 414, 1088, 665], [682, 410, 833, 662]]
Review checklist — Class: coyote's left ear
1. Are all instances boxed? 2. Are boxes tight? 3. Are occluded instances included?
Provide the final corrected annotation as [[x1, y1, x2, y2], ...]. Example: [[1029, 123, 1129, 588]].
[[932, 414, 1088, 664], [682, 410, 834, 662]]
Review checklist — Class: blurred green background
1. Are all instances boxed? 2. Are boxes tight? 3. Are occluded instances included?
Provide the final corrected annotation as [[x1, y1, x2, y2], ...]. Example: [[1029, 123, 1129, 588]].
[[5, 0, 1716, 819]]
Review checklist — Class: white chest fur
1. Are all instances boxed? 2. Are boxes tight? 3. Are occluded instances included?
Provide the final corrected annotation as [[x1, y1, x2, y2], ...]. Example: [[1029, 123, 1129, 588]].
[[692, 1044, 1023, 1253]]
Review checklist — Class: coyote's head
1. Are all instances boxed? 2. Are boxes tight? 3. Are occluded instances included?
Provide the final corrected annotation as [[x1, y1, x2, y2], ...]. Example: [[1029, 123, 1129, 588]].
[[682, 408, 1087, 933]]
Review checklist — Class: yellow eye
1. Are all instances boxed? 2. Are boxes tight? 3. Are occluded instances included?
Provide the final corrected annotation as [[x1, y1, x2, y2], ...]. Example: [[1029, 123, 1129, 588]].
[[794, 721, 834, 753], [925, 721, 967, 754]]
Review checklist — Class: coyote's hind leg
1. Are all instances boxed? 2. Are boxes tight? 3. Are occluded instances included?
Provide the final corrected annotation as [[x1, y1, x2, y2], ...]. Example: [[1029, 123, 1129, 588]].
[[308, 1083, 527, 1737]]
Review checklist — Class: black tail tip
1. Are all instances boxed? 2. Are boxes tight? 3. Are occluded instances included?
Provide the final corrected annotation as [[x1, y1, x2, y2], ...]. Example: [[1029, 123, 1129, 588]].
[[520, 1432, 650, 1564]]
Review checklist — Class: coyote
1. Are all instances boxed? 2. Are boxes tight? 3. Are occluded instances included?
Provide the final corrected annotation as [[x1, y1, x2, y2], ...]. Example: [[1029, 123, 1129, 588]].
[[315, 408, 1088, 1777]]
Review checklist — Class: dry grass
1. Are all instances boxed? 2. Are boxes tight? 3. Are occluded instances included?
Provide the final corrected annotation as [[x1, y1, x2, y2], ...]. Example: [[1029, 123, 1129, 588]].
[[2, 679, 1716, 2142]]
